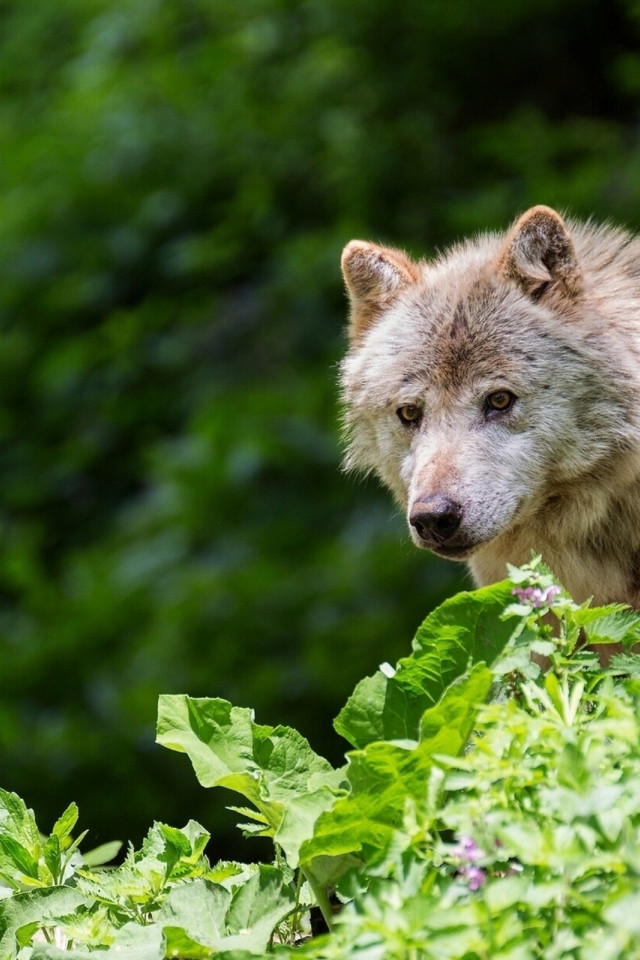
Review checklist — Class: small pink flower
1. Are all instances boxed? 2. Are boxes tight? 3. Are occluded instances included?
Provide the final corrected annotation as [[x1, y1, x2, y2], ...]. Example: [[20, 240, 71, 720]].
[[452, 835, 482, 861], [512, 584, 561, 608], [460, 865, 486, 891]]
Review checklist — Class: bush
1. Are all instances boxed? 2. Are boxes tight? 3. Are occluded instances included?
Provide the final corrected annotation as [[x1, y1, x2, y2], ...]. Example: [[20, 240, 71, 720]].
[[3, 562, 640, 957]]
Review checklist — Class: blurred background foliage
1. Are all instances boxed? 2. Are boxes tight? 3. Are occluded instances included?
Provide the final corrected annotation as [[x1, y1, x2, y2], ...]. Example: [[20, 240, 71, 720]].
[[1, 0, 640, 856]]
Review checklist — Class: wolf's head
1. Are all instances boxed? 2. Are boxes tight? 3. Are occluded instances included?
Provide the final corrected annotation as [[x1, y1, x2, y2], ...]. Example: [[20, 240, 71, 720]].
[[340, 206, 636, 562]]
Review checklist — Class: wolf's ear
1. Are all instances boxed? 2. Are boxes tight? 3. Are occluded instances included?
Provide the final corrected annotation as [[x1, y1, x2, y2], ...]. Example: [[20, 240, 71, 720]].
[[499, 205, 582, 298], [341, 241, 419, 340]]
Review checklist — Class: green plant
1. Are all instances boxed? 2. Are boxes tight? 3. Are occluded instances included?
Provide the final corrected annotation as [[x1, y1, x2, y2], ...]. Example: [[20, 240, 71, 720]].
[[3, 559, 640, 958]]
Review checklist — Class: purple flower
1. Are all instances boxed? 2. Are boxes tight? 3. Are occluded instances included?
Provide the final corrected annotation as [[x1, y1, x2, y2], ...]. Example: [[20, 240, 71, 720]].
[[460, 865, 486, 891], [511, 584, 561, 608], [451, 834, 488, 891], [452, 835, 482, 861]]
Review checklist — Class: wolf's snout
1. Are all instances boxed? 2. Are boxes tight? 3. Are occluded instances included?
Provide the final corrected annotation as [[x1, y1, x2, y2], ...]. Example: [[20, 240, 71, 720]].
[[409, 496, 463, 546]]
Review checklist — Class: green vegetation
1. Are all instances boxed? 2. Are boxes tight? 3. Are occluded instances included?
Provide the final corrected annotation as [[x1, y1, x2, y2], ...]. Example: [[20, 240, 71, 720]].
[[3, 0, 640, 853], [2, 562, 640, 957]]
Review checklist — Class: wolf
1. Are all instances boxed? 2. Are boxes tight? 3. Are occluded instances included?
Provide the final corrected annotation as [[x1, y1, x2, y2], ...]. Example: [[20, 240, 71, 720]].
[[340, 205, 640, 610]]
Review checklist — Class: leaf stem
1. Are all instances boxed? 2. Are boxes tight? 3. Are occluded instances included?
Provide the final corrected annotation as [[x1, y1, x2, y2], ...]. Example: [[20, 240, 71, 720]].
[[289, 867, 305, 943], [301, 866, 334, 933]]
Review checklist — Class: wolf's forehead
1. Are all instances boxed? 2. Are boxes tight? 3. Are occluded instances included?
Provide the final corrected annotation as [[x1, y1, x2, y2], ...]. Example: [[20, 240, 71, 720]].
[[396, 341, 513, 393], [383, 283, 526, 386], [344, 271, 541, 406], [409, 271, 507, 335], [357, 331, 525, 407]]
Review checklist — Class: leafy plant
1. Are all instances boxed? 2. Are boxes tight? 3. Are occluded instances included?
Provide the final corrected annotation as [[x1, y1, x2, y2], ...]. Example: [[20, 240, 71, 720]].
[[5, 0, 640, 855], [3, 559, 640, 957]]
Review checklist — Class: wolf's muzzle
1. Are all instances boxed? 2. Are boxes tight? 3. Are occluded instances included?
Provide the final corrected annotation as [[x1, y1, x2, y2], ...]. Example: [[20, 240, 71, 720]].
[[409, 496, 463, 548]]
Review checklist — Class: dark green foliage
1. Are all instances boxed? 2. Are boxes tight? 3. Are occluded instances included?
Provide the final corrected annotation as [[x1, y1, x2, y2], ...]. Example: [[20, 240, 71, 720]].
[[1, 0, 639, 851]]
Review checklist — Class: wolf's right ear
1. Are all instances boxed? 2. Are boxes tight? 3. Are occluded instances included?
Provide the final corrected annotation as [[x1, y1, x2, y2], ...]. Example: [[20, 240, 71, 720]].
[[341, 241, 419, 340], [499, 205, 583, 299]]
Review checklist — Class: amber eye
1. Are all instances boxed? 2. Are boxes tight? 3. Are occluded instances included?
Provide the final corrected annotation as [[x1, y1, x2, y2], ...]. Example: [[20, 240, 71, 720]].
[[397, 404, 422, 425], [485, 390, 516, 413]]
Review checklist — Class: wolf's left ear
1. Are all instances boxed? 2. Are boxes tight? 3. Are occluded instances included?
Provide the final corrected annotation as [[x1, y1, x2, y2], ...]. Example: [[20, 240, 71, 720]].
[[499, 205, 582, 298], [341, 241, 419, 340]]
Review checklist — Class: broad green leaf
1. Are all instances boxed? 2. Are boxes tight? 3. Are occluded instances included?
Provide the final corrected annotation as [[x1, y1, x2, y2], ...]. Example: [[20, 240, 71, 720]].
[[0, 886, 85, 958], [576, 606, 640, 647], [411, 581, 518, 658], [302, 665, 493, 863], [419, 663, 493, 749], [157, 868, 294, 954], [157, 824, 193, 857], [158, 878, 230, 946], [334, 669, 422, 748], [223, 866, 295, 951], [207, 861, 258, 889], [92, 920, 165, 959], [157, 696, 345, 865], [335, 581, 516, 748]]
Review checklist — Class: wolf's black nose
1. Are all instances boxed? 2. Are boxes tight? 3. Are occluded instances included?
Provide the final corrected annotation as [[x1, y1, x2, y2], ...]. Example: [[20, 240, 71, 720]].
[[409, 497, 463, 545]]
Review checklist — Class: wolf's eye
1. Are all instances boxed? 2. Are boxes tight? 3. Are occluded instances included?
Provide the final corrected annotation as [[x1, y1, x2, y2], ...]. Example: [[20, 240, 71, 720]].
[[485, 390, 516, 414], [397, 404, 422, 425]]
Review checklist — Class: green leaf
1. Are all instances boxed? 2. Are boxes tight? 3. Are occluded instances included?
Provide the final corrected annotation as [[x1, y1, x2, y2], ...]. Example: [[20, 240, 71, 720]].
[[610, 652, 640, 677], [419, 662, 494, 749], [81, 840, 123, 868], [302, 664, 493, 863], [42, 834, 61, 883], [156, 824, 192, 876], [0, 837, 39, 881], [158, 878, 230, 948], [0, 789, 41, 861], [93, 920, 166, 959], [575, 605, 640, 647], [161, 926, 215, 959], [225, 866, 295, 951], [0, 886, 85, 958], [77, 820, 212, 918], [157, 868, 294, 954], [156, 696, 344, 865], [51, 802, 79, 847], [335, 580, 516, 748]]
